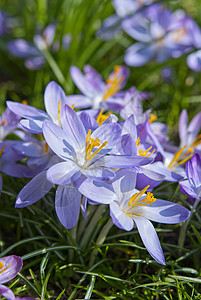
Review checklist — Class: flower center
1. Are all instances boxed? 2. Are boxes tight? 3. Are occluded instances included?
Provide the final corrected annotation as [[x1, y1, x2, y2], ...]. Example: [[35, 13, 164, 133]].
[[125, 185, 156, 217], [85, 129, 107, 162], [96, 109, 111, 126], [103, 66, 125, 101], [136, 137, 155, 157], [168, 146, 193, 169]]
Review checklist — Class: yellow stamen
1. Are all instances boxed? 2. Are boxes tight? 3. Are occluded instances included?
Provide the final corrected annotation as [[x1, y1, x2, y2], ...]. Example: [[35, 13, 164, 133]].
[[0, 145, 6, 157], [103, 65, 125, 101], [128, 185, 156, 210], [190, 133, 201, 148], [136, 137, 155, 157], [85, 129, 108, 161], [0, 120, 7, 126], [96, 109, 111, 126], [39, 134, 49, 153], [168, 146, 194, 169], [58, 100, 61, 124], [0, 262, 4, 269], [0, 264, 11, 274], [149, 113, 157, 123], [22, 100, 28, 105]]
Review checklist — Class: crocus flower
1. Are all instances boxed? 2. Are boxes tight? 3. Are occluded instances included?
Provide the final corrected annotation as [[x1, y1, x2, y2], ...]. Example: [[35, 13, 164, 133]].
[[124, 4, 201, 66], [77, 169, 190, 264], [42, 105, 152, 185], [179, 154, 201, 201], [0, 10, 10, 36], [7, 81, 73, 134], [66, 64, 130, 110], [8, 24, 71, 70], [0, 255, 23, 300]]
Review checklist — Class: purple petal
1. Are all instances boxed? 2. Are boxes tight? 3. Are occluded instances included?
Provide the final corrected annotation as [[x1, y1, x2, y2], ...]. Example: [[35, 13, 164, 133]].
[[124, 43, 156, 67], [6, 101, 48, 120], [81, 166, 115, 181], [44, 81, 67, 122], [0, 285, 15, 300], [97, 154, 152, 168], [0, 255, 23, 284], [110, 201, 134, 231], [70, 66, 99, 97], [25, 55, 45, 70], [140, 199, 190, 224], [112, 169, 137, 199], [15, 171, 53, 208], [179, 180, 198, 199], [42, 121, 76, 160], [55, 185, 81, 229], [186, 154, 201, 187], [76, 177, 115, 204], [187, 50, 201, 72], [8, 39, 39, 58], [60, 105, 86, 150], [134, 216, 166, 265], [46, 161, 81, 185], [179, 109, 188, 146], [65, 95, 92, 109]]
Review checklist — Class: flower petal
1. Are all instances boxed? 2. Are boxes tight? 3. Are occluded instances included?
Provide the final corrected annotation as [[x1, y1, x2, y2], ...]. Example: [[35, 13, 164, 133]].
[[0, 255, 23, 284], [110, 201, 134, 231], [55, 185, 81, 229], [47, 161, 81, 185], [134, 216, 165, 265], [15, 171, 53, 208], [0, 285, 15, 300]]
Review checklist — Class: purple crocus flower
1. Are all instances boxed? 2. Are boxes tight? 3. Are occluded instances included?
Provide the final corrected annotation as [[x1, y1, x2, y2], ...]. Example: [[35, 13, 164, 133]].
[[77, 169, 190, 265], [7, 81, 73, 134], [0, 255, 23, 300], [8, 24, 71, 70], [0, 10, 10, 36], [124, 4, 201, 66], [66, 65, 130, 110], [42, 105, 152, 185], [179, 154, 201, 201]]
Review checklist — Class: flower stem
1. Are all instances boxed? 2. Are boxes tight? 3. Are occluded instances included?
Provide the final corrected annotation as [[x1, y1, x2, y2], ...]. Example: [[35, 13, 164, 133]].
[[80, 204, 106, 249], [178, 194, 200, 253], [89, 218, 113, 267]]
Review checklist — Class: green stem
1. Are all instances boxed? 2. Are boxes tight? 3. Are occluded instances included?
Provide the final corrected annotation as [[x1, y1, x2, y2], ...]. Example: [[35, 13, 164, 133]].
[[89, 218, 113, 267], [68, 223, 78, 262], [42, 49, 67, 89], [77, 205, 96, 242], [80, 204, 106, 249], [178, 194, 201, 252]]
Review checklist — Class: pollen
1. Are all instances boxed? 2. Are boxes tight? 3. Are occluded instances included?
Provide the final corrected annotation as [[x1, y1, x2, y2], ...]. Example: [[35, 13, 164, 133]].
[[85, 129, 107, 161], [168, 146, 194, 169], [96, 109, 111, 126], [103, 65, 125, 101], [0, 262, 4, 269], [128, 185, 156, 208], [136, 137, 156, 157], [39, 134, 49, 153], [22, 100, 28, 105]]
